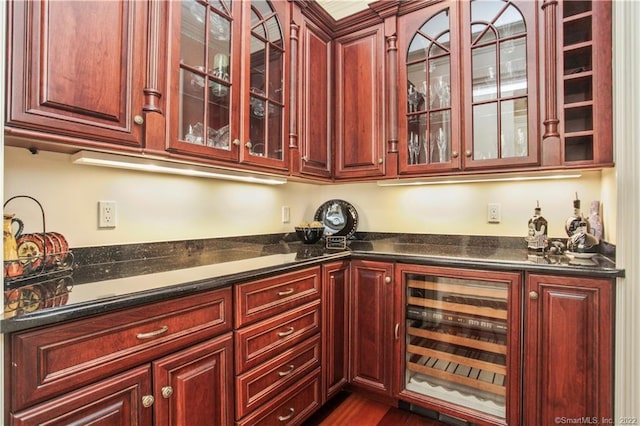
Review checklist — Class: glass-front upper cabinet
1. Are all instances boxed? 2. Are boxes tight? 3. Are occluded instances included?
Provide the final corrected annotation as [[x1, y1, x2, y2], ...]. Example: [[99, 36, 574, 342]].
[[398, 1, 462, 174], [168, 0, 240, 162], [241, 0, 288, 170], [462, 0, 538, 169], [398, 0, 538, 175], [166, 0, 288, 171]]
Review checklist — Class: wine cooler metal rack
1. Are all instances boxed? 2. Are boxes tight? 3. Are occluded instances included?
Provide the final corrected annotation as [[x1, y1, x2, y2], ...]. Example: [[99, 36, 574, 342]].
[[397, 265, 522, 425]]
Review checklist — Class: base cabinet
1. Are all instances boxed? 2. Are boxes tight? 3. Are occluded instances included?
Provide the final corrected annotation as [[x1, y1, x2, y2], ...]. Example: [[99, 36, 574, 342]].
[[153, 334, 233, 426], [11, 366, 152, 425], [349, 260, 395, 396], [524, 273, 614, 425], [321, 261, 350, 402]]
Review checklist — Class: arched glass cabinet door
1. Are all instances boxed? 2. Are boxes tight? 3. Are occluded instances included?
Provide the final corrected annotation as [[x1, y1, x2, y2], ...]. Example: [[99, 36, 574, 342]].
[[400, 2, 462, 173], [243, 0, 286, 166], [172, 0, 238, 161], [463, 0, 538, 168]]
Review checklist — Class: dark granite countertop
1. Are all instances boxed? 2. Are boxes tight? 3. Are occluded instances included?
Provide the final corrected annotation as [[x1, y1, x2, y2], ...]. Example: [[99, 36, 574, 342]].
[[2, 233, 623, 334]]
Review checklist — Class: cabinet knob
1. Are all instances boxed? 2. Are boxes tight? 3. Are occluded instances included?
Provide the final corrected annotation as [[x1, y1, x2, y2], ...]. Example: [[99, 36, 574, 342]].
[[142, 395, 155, 408], [161, 386, 173, 399], [452, 150, 459, 158], [245, 141, 253, 149], [378, 158, 384, 164], [465, 150, 472, 158], [301, 155, 308, 162], [134, 115, 144, 125], [232, 138, 241, 146], [529, 291, 539, 300], [385, 276, 392, 284]]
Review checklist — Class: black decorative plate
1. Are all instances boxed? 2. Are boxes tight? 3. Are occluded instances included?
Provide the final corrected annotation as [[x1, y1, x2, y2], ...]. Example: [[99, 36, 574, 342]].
[[314, 199, 358, 238]]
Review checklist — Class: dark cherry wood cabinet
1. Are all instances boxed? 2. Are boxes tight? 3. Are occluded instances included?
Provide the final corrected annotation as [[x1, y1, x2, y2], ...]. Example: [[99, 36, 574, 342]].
[[5, 0, 147, 151], [153, 333, 233, 426], [524, 273, 614, 425], [540, 0, 613, 167], [233, 266, 322, 424], [163, 0, 290, 172], [397, 0, 539, 176], [321, 260, 350, 402], [333, 24, 387, 180], [290, 6, 334, 179], [7, 287, 233, 425], [349, 260, 395, 396], [10, 366, 152, 426]]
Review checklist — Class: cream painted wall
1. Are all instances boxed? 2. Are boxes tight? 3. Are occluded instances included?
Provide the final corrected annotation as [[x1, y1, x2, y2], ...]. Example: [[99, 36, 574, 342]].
[[5, 146, 611, 248]]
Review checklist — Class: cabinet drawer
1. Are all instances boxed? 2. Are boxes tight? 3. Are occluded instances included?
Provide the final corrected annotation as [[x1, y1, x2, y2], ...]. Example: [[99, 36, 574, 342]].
[[235, 300, 321, 373], [235, 266, 321, 327], [10, 287, 232, 411], [236, 369, 322, 426], [236, 335, 321, 419]]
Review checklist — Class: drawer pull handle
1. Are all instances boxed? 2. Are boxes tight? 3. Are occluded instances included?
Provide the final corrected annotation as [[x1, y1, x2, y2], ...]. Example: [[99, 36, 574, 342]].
[[277, 327, 295, 337], [278, 364, 295, 377], [278, 407, 295, 422], [277, 288, 295, 297], [136, 325, 169, 340], [161, 386, 173, 399], [142, 395, 155, 408]]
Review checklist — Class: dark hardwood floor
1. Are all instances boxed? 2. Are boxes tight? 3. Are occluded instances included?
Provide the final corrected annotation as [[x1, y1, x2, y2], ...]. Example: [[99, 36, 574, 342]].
[[303, 392, 450, 426]]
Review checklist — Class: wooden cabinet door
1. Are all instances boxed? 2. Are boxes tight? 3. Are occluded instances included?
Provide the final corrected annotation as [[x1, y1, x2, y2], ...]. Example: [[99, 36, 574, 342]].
[[334, 24, 386, 179], [349, 260, 394, 395], [153, 333, 234, 426], [524, 274, 614, 425], [397, 0, 463, 175], [292, 10, 333, 179], [11, 366, 152, 426], [322, 260, 350, 402], [6, 0, 146, 149]]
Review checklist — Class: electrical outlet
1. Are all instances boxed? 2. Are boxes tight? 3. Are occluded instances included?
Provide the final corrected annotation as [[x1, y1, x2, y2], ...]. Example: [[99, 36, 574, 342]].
[[488, 203, 501, 223], [99, 201, 117, 228], [281, 206, 290, 223]]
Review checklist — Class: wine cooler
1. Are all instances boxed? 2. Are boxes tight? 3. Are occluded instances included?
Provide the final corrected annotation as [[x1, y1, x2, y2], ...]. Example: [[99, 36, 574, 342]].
[[399, 266, 521, 423]]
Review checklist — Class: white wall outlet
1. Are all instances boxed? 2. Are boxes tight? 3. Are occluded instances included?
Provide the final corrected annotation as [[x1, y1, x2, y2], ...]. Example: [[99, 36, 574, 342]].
[[98, 201, 117, 228], [487, 203, 501, 223], [281, 206, 290, 223]]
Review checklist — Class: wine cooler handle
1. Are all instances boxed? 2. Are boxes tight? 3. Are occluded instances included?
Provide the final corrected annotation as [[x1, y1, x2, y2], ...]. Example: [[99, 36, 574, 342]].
[[394, 323, 400, 340]]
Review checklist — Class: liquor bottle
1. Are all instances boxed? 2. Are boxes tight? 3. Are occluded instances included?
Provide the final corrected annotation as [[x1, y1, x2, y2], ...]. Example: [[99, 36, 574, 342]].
[[565, 193, 585, 236], [526, 201, 548, 251]]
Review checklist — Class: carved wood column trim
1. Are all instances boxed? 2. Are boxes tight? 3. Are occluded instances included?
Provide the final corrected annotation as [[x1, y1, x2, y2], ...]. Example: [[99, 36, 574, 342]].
[[143, 0, 163, 114], [541, 0, 559, 138], [386, 34, 399, 153], [289, 22, 300, 149]]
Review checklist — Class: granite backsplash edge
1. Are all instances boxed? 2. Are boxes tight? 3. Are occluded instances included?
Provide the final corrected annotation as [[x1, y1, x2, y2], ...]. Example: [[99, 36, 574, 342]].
[[69, 232, 616, 285]]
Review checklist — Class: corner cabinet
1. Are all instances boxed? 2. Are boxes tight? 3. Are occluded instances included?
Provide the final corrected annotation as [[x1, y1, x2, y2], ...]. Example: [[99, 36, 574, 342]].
[[5, 0, 147, 150], [397, 0, 539, 176], [524, 273, 614, 424], [334, 25, 387, 180], [164, 0, 290, 172]]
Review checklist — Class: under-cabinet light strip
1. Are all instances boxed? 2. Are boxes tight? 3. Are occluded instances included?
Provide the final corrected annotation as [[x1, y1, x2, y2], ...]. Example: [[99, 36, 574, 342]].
[[70, 151, 287, 185], [376, 172, 583, 186]]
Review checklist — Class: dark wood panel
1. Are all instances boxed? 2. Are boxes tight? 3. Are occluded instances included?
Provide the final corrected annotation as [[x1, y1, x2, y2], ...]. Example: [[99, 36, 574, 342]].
[[11, 366, 152, 426], [6, 0, 146, 148], [524, 274, 614, 425], [334, 25, 385, 179], [153, 333, 233, 426]]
